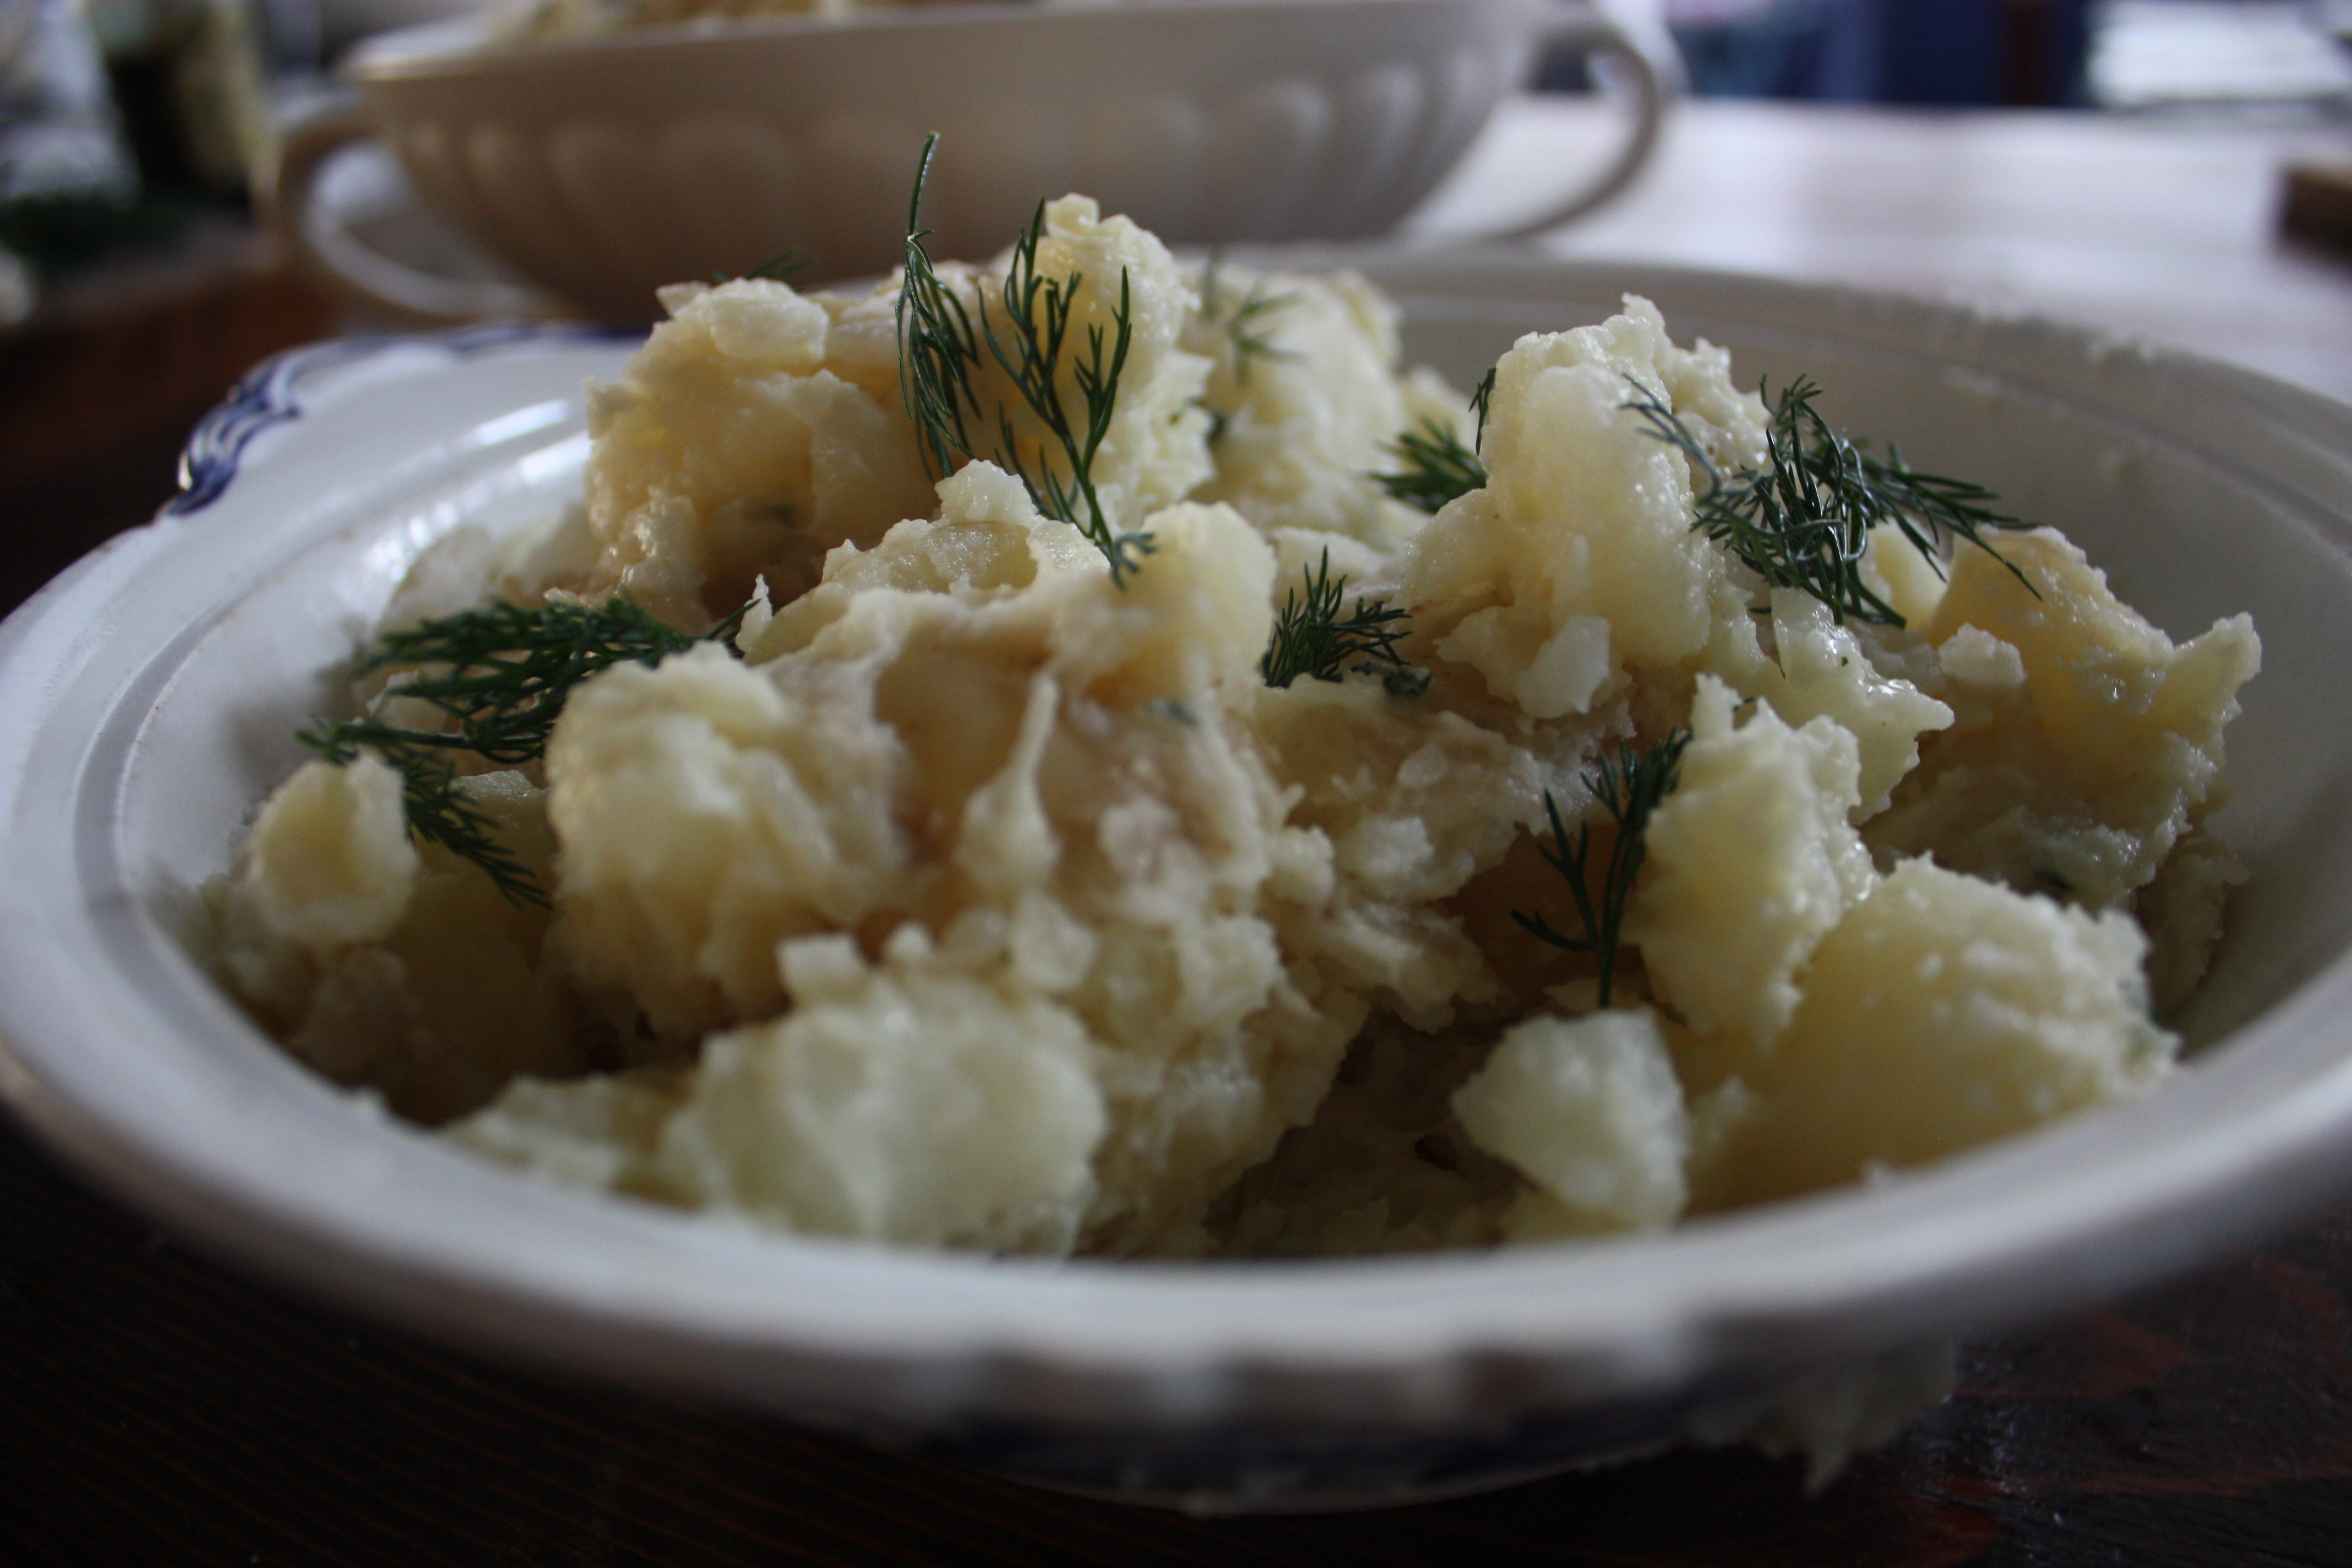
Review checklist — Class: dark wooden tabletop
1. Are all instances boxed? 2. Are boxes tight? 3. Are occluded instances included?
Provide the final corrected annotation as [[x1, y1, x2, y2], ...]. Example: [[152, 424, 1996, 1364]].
[[7, 102, 2352, 1566], [8, 1113, 2352, 1567]]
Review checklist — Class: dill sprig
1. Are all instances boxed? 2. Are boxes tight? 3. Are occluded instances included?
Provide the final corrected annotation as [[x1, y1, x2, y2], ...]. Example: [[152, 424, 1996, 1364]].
[[893, 133, 1149, 584], [1623, 374, 2032, 627], [338, 597, 699, 764], [1197, 249, 1229, 317], [1513, 729, 1692, 1008], [713, 249, 813, 285], [895, 135, 985, 480], [1260, 548, 1423, 693], [1373, 417, 1487, 513], [297, 594, 739, 905], [1227, 285, 1299, 384], [1200, 254, 1301, 386], [986, 203, 1147, 580], [1372, 366, 1498, 512]]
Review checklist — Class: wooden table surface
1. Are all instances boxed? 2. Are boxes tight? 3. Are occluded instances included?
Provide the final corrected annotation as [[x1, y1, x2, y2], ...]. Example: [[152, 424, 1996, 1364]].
[[6, 99, 2352, 1566]]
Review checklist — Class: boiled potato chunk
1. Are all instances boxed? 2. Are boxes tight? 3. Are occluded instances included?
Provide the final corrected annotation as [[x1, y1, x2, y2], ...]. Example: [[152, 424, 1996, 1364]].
[[1869, 529, 2260, 910], [1632, 676, 1876, 1048], [1692, 857, 2174, 1210], [1453, 1008, 1690, 1234]]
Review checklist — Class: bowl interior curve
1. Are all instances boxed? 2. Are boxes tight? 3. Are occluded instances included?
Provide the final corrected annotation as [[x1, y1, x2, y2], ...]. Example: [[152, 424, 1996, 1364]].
[[2, 259, 2351, 1450]]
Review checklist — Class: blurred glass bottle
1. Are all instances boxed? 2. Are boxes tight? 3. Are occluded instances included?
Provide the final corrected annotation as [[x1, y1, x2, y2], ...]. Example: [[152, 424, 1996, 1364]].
[[1, 0, 138, 198], [0, 0, 138, 314], [79, 0, 274, 195]]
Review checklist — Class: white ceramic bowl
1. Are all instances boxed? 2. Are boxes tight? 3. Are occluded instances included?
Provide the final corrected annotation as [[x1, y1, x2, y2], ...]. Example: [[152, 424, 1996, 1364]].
[[4, 253, 2352, 1512], [268, 0, 1672, 322]]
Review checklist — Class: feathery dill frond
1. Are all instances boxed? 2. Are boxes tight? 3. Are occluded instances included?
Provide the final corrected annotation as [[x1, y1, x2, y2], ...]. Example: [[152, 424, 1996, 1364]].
[[1373, 417, 1487, 513], [1260, 548, 1422, 693], [1512, 729, 1692, 1008], [893, 135, 1147, 584], [714, 249, 813, 285], [743, 250, 812, 281], [978, 202, 1150, 582], [298, 594, 738, 905], [895, 134, 986, 481], [1197, 253, 1300, 386], [1372, 361, 1498, 512], [348, 596, 698, 764], [1623, 374, 2033, 627], [1227, 285, 1300, 384]]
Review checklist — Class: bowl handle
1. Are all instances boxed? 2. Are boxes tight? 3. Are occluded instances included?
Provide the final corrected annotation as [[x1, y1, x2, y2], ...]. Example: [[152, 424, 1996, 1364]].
[[1491, 2, 1679, 238], [258, 92, 563, 325]]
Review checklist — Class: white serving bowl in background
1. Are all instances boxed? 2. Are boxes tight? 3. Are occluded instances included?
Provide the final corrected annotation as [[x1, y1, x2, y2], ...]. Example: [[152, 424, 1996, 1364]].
[[3, 254, 2351, 1512], [265, 0, 1672, 323]]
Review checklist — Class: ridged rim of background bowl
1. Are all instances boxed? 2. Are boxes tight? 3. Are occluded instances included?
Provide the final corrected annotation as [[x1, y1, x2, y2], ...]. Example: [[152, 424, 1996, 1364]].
[[349, 0, 1533, 78], [1, 252, 2349, 1443]]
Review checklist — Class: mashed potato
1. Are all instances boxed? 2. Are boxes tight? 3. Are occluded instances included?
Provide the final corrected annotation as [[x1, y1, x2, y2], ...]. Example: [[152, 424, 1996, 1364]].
[[214, 194, 2259, 1258]]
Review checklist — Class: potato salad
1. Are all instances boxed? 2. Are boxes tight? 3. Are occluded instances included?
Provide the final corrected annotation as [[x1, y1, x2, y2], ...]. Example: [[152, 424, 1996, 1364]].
[[212, 192, 2258, 1258]]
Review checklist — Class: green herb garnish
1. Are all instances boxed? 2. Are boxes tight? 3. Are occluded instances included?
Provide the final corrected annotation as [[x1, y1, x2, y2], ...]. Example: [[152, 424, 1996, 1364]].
[[1513, 729, 1692, 1008], [895, 135, 986, 480], [334, 597, 704, 763], [298, 595, 743, 905], [894, 133, 1148, 584], [1371, 366, 1497, 513], [1261, 548, 1422, 693], [1373, 417, 1487, 513], [713, 249, 813, 285], [1623, 374, 2031, 627], [988, 203, 1146, 579], [1199, 253, 1301, 386]]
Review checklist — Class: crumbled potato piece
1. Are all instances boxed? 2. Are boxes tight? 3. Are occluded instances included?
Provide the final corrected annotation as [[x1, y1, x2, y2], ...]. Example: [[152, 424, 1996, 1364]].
[[2133, 824, 2247, 1017], [1868, 529, 2260, 909], [1406, 298, 1764, 718], [652, 933, 1106, 1251], [1729, 591, 1953, 820], [238, 753, 417, 949], [1454, 1009, 1690, 1235], [1184, 266, 1450, 551], [222, 767, 582, 1121], [581, 277, 936, 627], [1631, 677, 1875, 1048], [1690, 857, 2174, 1210]]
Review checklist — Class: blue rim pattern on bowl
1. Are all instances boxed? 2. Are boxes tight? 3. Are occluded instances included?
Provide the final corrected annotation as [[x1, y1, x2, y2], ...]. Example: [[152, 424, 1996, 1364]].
[[168, 322, 641, 517]]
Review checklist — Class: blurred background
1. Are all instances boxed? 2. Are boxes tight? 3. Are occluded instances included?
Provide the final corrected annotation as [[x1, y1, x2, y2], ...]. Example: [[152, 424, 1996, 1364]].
[[3, 0, 2345, 630], [4, 0, 2350, 610], [1577, 0, 2352, 112], [0, 0, 2342, 746]]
